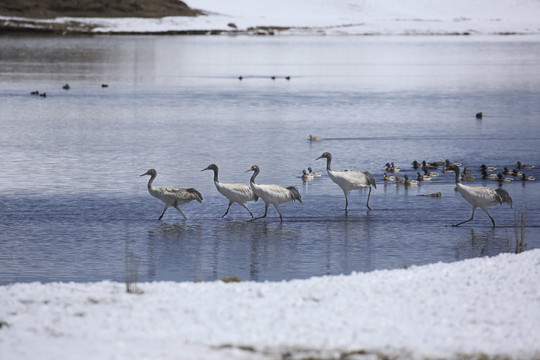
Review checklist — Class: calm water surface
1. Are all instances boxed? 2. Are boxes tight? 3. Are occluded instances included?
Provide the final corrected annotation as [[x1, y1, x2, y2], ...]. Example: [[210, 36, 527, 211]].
[[1, 35, 539, 284]]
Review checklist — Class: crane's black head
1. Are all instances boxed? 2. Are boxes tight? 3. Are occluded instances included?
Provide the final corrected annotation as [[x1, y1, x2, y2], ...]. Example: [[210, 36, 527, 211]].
[[140, 168, 156, 177], [316, 152, 331, 161], [201, 164, 218, 172], [245, 165, 259, 173]]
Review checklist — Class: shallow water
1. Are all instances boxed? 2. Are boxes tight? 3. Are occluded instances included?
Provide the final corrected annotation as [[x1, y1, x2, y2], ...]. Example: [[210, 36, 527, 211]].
[[1, 34, 539, 284]]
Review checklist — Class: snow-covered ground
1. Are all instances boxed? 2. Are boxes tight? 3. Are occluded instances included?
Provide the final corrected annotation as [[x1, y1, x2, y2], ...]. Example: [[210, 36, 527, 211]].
[[1, 0, 540, 34], [1, 250, 539, 359]]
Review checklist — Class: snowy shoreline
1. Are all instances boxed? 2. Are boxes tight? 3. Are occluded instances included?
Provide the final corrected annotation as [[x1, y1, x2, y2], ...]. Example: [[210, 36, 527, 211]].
[[1, 250, 539, 360], [1, 0, 539, 35]]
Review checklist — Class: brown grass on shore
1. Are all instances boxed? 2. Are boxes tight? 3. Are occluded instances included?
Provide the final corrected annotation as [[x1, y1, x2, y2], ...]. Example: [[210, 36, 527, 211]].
[[0, 0, 202, 19]]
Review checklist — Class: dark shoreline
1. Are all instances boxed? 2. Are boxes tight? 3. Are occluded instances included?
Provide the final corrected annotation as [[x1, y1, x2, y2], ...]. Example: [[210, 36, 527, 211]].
[[0, 0, 210, 34], [0, 0, 201, 19]]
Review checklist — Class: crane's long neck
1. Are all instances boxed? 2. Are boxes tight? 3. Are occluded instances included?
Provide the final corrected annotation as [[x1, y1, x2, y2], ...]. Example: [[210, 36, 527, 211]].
[[147, 172, 157, 190], [146, 172, 158, 198], [453, 169, 460, 184], [212, 168, 219, 184], [325, 155, 333, 172], [453, 169, 466, 193], [250, 168, 259, 184]]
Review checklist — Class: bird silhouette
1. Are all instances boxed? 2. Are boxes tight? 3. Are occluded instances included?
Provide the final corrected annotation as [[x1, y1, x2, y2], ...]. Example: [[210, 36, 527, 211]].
[[201, 164, 258, 218], [448, 165, 512, 228], [140, 168, 202, 220], [516, 161, 534, 169], [245, 165, 301, 222], [316, 152, 376, 212]]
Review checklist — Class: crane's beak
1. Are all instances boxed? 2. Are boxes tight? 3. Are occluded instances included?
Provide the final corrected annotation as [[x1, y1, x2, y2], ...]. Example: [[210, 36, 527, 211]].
[[315, 155, 324, 160], [201, 167, 209, 172]]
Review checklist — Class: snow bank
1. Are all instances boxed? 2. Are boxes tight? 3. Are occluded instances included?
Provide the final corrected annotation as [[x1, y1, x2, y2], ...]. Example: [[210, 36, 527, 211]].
[[1, 250, 539, 359], [1, 0, 539, 35]]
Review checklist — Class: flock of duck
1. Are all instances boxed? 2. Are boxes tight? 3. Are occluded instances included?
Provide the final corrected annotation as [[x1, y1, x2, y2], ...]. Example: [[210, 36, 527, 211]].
[[29, 83, 108, 98], [141, 152, 535, 227], [381, 160, 537, 186]]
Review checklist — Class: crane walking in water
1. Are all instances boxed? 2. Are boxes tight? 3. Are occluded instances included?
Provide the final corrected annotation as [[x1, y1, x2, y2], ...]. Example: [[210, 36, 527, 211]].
[[201, 164, 258, 218], [140, 168, 203, 220], [245, 165, 302, 222], [449, 165, 512, 228], [316, 152, 376, 212]]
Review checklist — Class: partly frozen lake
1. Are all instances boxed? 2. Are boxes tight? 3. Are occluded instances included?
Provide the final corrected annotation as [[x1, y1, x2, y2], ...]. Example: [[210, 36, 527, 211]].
[[1, 34, 539, 284]]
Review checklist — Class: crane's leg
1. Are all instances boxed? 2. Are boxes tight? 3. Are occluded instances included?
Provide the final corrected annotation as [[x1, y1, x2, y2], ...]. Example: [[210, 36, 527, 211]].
[[274, 204, 283, 223], [173, 205, 188, 220], [158, 205, 170, 220], [221, 201, 233, 218], [343, 191, 349, 212], [366, 187, 373, 211], [480, 207, 496, 228], [453, 206, 476, 227], [250, 204, 269, 221], [240, 203, 254, 218]]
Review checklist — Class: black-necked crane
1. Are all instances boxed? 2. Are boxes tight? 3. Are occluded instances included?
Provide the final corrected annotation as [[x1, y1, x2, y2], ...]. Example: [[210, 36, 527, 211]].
[[140, 168, 203, 220], [245, 165, 302, 222], [316, 152, 376, 212], [448, 165, 512, 228], [201, 164, 258, 218]]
